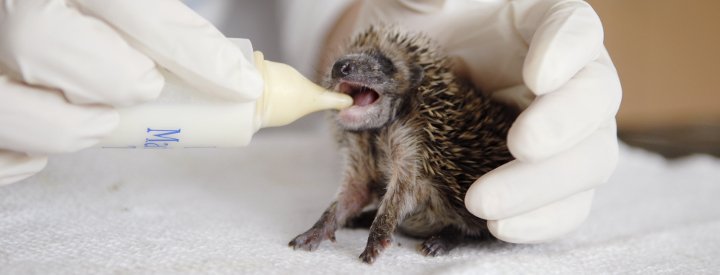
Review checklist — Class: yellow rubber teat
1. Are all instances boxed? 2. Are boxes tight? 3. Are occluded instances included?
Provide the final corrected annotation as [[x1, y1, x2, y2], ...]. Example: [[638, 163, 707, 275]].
[[253, 51, 353, 128]]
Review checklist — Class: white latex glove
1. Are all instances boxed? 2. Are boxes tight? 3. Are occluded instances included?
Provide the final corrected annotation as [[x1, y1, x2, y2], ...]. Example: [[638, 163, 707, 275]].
[[0, 0, 263, 185], [354, 0, 622, 243]]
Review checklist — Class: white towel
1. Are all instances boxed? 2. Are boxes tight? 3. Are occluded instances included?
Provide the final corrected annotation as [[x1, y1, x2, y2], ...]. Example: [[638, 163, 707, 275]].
[[1, 127, 719, 274]]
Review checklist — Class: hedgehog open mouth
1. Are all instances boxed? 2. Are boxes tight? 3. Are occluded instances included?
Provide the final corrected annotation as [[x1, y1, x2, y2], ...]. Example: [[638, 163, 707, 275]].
[[338, 82, 380, 107]]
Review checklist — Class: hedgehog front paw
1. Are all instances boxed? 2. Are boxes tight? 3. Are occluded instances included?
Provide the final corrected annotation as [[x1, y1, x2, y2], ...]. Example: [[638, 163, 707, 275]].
[[359, 237, 391, 264], [288, 227, 336, 251]]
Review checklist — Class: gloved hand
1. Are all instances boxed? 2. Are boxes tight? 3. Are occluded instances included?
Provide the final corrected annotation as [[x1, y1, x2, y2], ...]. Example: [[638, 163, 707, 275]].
[[354, 0, 622, 243], [0, 0, 263, 185]]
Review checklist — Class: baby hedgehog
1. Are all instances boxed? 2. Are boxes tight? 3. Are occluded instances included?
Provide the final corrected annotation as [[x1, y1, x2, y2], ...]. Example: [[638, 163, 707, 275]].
[[289, 26, 517, 264]]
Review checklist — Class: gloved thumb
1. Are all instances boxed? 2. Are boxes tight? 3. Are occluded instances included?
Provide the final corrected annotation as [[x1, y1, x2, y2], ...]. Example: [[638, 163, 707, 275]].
[[0, 151, 47, 185]]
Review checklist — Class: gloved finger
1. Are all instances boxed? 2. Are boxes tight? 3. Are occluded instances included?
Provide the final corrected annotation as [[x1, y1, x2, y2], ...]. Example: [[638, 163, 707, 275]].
[[0, 0, 163, 106], [395, 0, 446, 13], [0, 150, 48, 186], [355, 0, 447, 32], [487, 190, 594, 243], [465, 122, 618, 220], [522, 0, 605, 95], [509, 54, 621, 161], [71, 0, 263, 101], [0, 75, 118, 154], [362, 0, 445, 14]]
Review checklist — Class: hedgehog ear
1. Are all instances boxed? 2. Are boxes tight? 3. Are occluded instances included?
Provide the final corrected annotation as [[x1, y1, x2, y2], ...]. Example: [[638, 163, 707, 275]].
[[409, 65, 424, 88]]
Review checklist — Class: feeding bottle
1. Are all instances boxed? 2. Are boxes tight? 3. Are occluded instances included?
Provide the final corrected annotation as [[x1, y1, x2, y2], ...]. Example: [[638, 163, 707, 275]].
[[97, 39, 352, 149]]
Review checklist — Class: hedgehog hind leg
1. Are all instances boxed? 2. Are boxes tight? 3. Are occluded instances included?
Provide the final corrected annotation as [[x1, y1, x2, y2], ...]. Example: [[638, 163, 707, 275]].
[[418, 226, 464, 257]]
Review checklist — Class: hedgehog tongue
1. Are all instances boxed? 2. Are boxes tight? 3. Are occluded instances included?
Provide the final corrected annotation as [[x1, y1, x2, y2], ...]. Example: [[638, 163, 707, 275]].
[[353, 88, 379, 107]]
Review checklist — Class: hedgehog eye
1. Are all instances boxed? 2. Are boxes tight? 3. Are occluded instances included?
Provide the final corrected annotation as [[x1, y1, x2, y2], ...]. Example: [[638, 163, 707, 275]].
[[370, 52, 396, 76], [409, 65, 424, 88]]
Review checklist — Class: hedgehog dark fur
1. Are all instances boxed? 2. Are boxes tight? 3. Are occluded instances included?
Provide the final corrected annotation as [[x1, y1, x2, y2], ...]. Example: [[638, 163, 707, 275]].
[[289, 26, 517, 264]]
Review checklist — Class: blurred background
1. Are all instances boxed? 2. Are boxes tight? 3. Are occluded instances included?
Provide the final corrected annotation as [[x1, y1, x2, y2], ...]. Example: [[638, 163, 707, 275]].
[[190, 0, 720, 158], [587, 0, 720, 158]]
